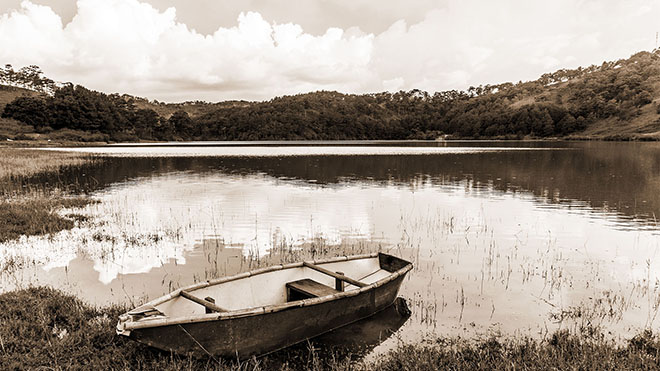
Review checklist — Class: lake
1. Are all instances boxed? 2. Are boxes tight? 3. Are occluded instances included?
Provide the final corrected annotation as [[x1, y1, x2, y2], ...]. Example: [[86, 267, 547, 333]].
[[2, 140, 660, 355]]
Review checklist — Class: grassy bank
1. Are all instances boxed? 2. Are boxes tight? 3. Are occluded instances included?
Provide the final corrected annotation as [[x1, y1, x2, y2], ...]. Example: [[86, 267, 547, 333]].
[[0, 148, 96, 243], [0, 197, 90, 243], [0, 148, 92, 180], [371, 332, 660, 370], [2, 287, 660, 370], [0, 287, 349, 370]]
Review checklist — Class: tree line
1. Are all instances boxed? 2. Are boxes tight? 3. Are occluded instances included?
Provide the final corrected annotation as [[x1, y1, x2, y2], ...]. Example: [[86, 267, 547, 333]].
[[2, 50, 659, 141], [0, 65, 57, 95]]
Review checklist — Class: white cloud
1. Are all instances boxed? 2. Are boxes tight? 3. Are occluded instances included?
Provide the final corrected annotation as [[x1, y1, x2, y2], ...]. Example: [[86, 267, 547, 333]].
[[0, 2, 71, 64], [0, 0, 658, 101], [368, 0, 660, 92], [0, 0, 375, 100]]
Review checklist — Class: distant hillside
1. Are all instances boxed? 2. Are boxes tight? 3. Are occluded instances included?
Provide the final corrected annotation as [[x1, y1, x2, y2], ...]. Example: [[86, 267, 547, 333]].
[[125, 95, 253, 119], [0, 85, 41, 141], [0, 85, 39, 111], [503, 50, 660, 140], [1, 49, 660, 143], [189, 50, 660, 141]]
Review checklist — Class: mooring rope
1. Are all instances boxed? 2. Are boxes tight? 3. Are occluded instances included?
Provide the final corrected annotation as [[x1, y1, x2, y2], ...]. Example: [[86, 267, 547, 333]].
[[177, 324, 219, 364]]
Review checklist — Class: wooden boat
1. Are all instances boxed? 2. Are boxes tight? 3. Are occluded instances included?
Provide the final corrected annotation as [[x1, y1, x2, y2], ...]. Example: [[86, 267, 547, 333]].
[[116, 252, 412, 358]]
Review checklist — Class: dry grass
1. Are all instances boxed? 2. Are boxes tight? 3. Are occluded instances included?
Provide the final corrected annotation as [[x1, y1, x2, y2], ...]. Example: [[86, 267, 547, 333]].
[[0, 197, 92, 243], [0, 148, 96, 243], [2, 287, 660, 370], [0, 117, 35, 140], [370, 331, 660, 370], [0, 85, 39, 111], [579, 104, 660, 139], [0, 148, 92, 180], [0, 287, 352, 370]]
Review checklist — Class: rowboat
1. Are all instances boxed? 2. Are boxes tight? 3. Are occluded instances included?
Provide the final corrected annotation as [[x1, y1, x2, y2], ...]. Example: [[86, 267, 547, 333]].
[[116, 252, 412, 358]]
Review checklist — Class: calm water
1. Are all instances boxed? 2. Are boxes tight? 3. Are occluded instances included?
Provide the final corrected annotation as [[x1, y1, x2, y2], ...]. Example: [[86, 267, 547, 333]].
[[2, 141, 660, 354]]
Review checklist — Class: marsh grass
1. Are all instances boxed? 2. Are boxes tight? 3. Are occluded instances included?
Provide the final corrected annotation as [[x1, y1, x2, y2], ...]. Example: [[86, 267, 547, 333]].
[[0, 287, 353, 371], [0, 196, 94, 243], [0, 148, 97, 243], [0, 148, 92, 181], [0, 286, 199, 370], [2, 287, 660, 370], [371, 330, 660, 370]]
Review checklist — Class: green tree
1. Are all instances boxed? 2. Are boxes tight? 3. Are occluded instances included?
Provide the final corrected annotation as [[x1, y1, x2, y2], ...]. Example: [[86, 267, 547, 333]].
[[1, 96, 51, 130], [168, 110, 194, 139], [133, 109, 159, 140], [556, 114, 577, 135]]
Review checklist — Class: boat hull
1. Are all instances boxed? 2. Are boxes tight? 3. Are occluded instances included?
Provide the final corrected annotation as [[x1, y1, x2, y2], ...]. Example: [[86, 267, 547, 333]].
[[128, 274, 407, 358]]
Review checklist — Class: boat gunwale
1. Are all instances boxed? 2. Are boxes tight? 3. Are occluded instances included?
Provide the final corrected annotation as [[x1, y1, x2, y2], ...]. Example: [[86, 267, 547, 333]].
[[119, 252, 412, 331]]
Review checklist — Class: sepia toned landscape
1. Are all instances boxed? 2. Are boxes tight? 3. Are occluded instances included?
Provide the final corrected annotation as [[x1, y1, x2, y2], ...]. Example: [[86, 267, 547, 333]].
[[1, 1, 660, 370]]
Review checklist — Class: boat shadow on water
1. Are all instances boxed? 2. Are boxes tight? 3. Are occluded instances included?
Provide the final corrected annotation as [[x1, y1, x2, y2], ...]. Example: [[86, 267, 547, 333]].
[[261, 297, 411, 368]]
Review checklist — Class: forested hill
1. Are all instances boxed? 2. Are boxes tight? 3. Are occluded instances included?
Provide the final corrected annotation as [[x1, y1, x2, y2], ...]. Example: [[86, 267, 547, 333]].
[[2, 50, 660, 143]]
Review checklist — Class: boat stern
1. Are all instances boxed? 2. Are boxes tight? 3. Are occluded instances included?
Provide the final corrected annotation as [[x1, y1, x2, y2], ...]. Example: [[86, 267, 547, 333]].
[[116, 304, 167, 337], [116, 313, 132, 336]]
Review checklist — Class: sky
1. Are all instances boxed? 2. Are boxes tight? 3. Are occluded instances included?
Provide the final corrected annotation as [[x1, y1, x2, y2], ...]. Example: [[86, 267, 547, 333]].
[[0, 0, 659, 102]]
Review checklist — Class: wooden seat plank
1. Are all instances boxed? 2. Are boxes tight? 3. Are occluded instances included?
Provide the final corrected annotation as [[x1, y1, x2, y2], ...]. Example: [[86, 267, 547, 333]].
[[302, 261, 367, 288], [286, 279, 339, 301], [180, 290, 228, 312]]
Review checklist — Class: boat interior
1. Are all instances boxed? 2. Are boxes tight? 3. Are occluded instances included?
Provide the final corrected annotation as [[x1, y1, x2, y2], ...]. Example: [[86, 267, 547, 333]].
[[140, 255, 401, 319]]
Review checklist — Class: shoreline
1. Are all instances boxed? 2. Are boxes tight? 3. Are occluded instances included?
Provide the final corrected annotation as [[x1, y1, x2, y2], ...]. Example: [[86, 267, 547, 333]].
[[1, 286, 660, 370], [1, 134, 660, 150]]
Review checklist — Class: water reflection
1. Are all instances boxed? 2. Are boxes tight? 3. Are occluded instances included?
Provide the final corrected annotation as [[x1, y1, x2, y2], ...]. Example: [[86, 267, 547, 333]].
[[2, 239, 244, 303], [262, 297, 411, 368], [19, 141, 660, 227], [2, 141, 660, 353]]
